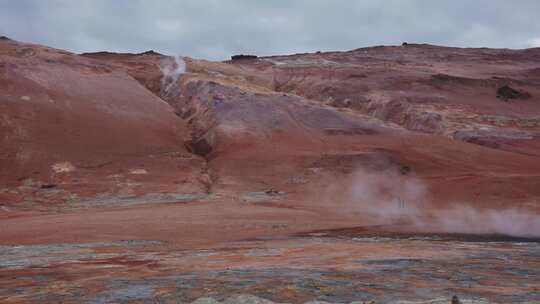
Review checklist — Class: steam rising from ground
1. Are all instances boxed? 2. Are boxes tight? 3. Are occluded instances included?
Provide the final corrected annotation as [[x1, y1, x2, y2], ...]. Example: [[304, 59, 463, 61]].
[[337, 169, 540, 237], [422, 205, 540, 236], [160, 55, 185, 97]]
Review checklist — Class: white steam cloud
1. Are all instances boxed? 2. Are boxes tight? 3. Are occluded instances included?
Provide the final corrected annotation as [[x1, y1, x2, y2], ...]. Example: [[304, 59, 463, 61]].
[[421, 205, 540, 237], [343, 169, 426, 222], [159, 55, 186, 97], [334, 168, 540, 237]]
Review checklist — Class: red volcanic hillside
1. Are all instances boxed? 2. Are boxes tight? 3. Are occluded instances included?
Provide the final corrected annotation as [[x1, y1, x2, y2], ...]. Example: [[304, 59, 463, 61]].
[[2, 36, 540, 303], [0, 36, 539, 226]]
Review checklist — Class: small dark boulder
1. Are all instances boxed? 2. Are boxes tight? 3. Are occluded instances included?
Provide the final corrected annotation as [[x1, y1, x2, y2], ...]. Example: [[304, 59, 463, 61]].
[[185, 137, 213, 157], [497, 85, 531, 101], [40, 184, 57, 189], [451, 295, 461, 304], [231, 54, 258, 61], [0, 36, 10, 41], [139, 50, 162, 56], [265, 188, 280, 196], [402, 42, 409, 46], [400, 165, 411, 175]]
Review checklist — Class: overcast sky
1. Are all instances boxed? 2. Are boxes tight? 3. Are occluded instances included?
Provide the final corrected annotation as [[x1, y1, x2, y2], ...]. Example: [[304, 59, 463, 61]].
[[1, 0, 540, 60]]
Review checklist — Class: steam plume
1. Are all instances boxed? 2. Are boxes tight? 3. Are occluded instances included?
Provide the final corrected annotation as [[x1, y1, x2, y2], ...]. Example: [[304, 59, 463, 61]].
[[334, 168, 540, 237], [160, 55, 185, 97]]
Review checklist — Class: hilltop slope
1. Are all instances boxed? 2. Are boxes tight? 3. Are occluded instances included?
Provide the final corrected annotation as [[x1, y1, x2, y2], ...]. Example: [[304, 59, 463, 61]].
[[1, 38, 540, 217]]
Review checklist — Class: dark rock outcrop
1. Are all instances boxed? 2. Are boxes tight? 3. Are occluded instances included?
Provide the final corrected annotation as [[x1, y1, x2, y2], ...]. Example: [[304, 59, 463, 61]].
[[185, 137, 213, 158], [231, 54, 258, 60], [497, 85, 531, 101]]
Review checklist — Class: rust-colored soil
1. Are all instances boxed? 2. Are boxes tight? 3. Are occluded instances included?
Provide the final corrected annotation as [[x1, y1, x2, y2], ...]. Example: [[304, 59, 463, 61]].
[[1, 38, 540, 303]]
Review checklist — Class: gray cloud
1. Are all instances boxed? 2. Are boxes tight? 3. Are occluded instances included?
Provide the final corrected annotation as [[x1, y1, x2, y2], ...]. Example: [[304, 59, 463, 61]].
[[1, 0, 540, 60]]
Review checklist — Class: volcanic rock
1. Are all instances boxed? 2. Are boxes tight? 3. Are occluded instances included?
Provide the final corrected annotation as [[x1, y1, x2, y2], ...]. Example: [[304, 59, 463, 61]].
[[497, 84, 531, 101], [231, 54, 258, 60]]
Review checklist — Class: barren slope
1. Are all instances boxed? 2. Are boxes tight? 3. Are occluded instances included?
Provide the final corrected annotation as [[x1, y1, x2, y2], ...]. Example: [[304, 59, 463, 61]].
[[1, 38, 540, 303], [0, 39, 209, 212], [229, 44, 540, 156]]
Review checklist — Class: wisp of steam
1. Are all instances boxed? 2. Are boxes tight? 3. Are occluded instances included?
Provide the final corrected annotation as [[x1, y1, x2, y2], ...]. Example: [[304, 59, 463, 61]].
[[335, 168, 540, 237], [160, 55, 185, 97]]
